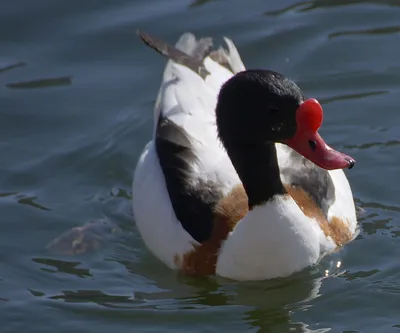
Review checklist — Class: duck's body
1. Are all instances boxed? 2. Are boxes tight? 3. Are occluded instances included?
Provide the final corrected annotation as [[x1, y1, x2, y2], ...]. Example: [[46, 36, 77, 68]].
[[133, 32, 357, 281]]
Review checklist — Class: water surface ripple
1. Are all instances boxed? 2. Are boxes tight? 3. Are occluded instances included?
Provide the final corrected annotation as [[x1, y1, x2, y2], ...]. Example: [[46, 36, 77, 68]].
[[1, 0, 399, 332]]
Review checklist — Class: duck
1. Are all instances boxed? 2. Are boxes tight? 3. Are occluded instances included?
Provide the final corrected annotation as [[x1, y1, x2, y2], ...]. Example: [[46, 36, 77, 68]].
[[132, 30, 358, 281]]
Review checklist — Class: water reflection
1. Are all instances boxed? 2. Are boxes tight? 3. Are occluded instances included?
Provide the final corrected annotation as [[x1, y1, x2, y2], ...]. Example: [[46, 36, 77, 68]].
[[344, 140, 400, 150], [32, 258, 92, 278], [189, 0, 215, 8], [0, 62, 26, 73], [356, 199, 400, 214], [320, 90, 387, 104], [265, 1, 310, 16], [46, 219, 120, 256], [343, 269, 380, 280], [109, 187, 132, 200], [0, 192, 50, 211], [390, 230, 400, 238], [28, 289, 45, 297], [380, 280, 400, 294], [0, 192, 18, 198], [362, 218, 393, 236], [128, 263, 325, 331], [49, 290, 134, 308], [354, 198, 400, 237], [265, 0, 400, 16], [0, 61, 72, 88], [6, 76, 72, 89], [329, 26, 400, 39], [41, 263, 327, 331], [231, 275, 324, 332], [174, 276, 231, 307], [18, 195, 51, 211]]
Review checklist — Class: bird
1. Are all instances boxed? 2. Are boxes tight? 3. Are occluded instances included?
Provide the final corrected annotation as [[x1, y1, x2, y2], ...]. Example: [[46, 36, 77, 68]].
[[132, 30, 357, 281]]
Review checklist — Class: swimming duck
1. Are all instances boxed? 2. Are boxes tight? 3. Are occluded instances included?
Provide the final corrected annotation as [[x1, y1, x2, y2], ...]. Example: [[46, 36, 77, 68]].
[[133, 31, 358, 281]]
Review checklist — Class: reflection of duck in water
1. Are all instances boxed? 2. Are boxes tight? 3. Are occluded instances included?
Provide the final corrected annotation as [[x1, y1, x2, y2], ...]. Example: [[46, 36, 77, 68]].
[[132, 31, 358, 281], [118, 263, 330, 332], [46, 218, 120, 255]]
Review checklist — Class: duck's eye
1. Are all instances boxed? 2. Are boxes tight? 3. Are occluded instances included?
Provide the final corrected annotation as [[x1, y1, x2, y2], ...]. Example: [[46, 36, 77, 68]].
[[268, 107, 279, 114]]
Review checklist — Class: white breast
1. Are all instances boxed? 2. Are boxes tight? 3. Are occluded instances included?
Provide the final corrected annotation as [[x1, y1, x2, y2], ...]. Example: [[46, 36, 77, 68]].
[[216, 196, 336, 281]]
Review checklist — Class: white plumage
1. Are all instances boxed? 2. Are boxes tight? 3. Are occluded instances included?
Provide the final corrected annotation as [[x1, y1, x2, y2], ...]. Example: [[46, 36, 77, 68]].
[[133, 32, 357, 281]]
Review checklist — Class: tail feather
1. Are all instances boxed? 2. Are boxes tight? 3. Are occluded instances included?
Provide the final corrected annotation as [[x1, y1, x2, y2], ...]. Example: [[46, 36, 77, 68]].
[[222, 37, 246, 73], [191, 37, 213, 61], [138, 30, 246, 131], [208, 39, 245, 74], [137, 30, 210, 79], [174, 33, 213, 62]]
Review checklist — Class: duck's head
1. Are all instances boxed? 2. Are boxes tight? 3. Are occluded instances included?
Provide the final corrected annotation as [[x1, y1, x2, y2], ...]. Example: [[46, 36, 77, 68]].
[[216, 70, 355, 170]]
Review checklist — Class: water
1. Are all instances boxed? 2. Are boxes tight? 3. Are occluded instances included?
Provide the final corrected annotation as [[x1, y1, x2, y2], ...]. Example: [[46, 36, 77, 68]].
[[1, 0, 400, 332]]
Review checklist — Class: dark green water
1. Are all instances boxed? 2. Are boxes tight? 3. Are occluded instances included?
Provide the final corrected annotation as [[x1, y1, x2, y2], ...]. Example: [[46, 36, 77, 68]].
[[1, 0, 400, 332]]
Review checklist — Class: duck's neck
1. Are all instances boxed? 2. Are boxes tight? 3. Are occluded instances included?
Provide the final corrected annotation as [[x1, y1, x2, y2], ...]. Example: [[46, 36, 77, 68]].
[[216, 141, 324, 280], [226, 142, 286, 208]]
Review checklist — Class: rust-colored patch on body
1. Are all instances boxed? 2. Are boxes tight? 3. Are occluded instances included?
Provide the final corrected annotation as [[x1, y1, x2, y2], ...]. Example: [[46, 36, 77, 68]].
[[176, 185, 249, 276], [175, 183, 353, 277], [284, 185, 353, 246], [329, 216, 354, 246]]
